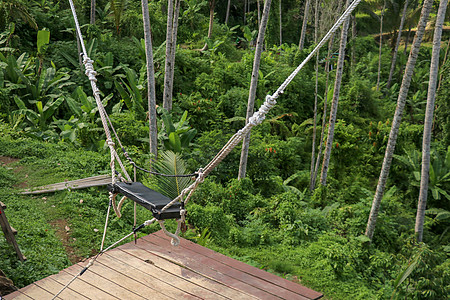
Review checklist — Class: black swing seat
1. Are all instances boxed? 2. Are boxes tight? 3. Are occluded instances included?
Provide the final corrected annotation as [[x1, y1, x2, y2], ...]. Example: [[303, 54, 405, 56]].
[[107, 182, 182, 220]]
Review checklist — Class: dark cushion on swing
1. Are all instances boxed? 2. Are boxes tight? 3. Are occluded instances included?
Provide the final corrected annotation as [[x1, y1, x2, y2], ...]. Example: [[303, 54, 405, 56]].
[[107, 182, 181, 220]]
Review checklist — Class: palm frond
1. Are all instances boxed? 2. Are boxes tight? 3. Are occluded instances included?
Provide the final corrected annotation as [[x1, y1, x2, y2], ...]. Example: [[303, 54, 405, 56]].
[[150, 151, 192, 200]]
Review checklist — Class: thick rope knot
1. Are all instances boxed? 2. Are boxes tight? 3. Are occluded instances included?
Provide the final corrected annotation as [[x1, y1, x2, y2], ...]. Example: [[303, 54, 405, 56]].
[[106, 139, 115, 147], [83, 57, 97, 82], [196, 168, 205, 183], [249, 111, 265, 126]]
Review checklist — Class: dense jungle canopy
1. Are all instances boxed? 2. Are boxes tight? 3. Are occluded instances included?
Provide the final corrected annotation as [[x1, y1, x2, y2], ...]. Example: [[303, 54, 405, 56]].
[[0, 0, 449, 298]]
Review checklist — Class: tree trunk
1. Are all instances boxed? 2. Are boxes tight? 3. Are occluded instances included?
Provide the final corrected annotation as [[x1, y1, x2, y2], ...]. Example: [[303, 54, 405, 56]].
[[257, 0, 261, 28], [299, 0, 311, 50], [163, 0, 175, 111], [404, 24, 412, 55], [244, 0, 247, 24], [351, 13, 356, 69], [238, 0, 272, 180], [376, 1, 386, 91], [141, 0, 158, 158], [90, 0, 96, 24], [319, 0, 351, 186], [365, 0, 433, 241], [166, 0, 181, 108], [415, 0, 448, 243], [309, 0, 320, 191], [279, 0, 282, 47], [201, 0, 216, 51], [225, 0, 231, 25], [312, 0, 342, 189], [386, 0, 409, 89]]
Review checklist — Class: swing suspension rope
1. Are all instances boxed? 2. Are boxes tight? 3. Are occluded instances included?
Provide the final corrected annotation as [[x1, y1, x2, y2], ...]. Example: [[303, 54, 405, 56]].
[[53, 0, 363, 298]]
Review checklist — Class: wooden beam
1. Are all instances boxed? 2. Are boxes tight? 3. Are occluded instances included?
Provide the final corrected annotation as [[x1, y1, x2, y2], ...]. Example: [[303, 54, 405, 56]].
[[20, 175, 111, 195], [0, 202, 26, 261]]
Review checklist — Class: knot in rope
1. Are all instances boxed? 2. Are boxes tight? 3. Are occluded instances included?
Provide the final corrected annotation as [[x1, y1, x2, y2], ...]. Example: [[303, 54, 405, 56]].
[[82, 56, 97, 82], [106, 139, 115, 147], [196, 168, 205, 183], [249, 111, 265, 126]]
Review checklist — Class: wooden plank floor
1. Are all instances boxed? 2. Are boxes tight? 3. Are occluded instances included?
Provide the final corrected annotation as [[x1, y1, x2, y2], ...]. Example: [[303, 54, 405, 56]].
[[4, 230, 322, 300]]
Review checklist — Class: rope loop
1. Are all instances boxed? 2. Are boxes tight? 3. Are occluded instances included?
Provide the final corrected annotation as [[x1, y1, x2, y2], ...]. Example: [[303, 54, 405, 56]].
[[196, 168, 205, 183]]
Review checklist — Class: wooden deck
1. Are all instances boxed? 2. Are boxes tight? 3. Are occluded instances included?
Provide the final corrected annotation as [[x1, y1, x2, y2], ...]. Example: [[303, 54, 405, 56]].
[[4, 230, 323, 299]]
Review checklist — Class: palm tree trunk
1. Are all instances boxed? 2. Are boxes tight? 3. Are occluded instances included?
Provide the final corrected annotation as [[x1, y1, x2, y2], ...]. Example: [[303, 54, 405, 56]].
[[310, 0, 320, 191], [312, 0, 342, 189], [415, 0, 448, 243], [319, 0, 351, 186], [238, 0, 272, 180], [225, 0, 231, 25], [365, 0, 433, 241], [244, 0, 247, 24], [404, 24, 412, 55], [163, 0, 175, 111], [386, 0, 409, 89], [257, 0, 261, 28], [299, 0, 311, 50], [279, 0, 282, 47], [141, 0, 158, 158], [90, 0, 96, 24], [167, 0, 181, 107], [201, 0, 216, 51], [376, 1, 386, 91], [351, 13, 356, 69]]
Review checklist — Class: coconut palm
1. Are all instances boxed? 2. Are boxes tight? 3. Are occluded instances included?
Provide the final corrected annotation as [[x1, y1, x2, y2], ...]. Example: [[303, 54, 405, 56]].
[[141, 0, 158, 158], [365, 0, 434, 241], [416, 0, 449, 243], [319, 0, 352, 186], [238, 0, 272, 180]]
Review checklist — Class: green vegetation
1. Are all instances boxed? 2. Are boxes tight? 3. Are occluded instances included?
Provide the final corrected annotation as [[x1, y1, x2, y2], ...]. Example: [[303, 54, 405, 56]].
[[0, 0, 449, 299]]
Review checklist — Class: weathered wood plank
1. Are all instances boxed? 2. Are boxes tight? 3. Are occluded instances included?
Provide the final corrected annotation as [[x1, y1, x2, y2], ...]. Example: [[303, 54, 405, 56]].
[[2, 290, 33, 300], [51, 269, 120, 299], [102, 252, 198, 299], [143, 234, 306, 300], [123, 239, 272, 299], [112, 246, 232, 299], [33, 276, 88, 300], [154, 230, 323, 300], [0, 204, 26, 261], [18, 283, 54, 299], [63, 262, 147, 299], [20, 175, 111, 195], [85, 255, 173, 300]]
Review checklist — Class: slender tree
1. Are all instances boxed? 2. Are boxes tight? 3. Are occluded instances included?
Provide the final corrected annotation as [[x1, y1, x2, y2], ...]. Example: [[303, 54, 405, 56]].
[[167, 0, 181, 107], [309, 0, 321, 191], [163, 0, 175, 111], [365, 0, 433, 241], [312, 0, 343, 189], [386, 0, 409, 89], [238, 0, 272, 180], [141, 0, 158, 158], [257, 0, 261, 27], [299, 0, 311, 50], [90, 0, 95, 24], [201, 0, 216, 51], [225, 0, 231, 25], [319, 0, 351, 186], [279, 0, 282, 47], [415, 0, 448, 243], [376, 1, 386, 91]]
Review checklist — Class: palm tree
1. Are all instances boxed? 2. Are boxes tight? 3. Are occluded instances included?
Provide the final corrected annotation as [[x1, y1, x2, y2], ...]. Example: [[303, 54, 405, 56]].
[[163, 0, 178, 111], [365, 0, 434, 241], [299, 0, 311, 50], [386, 0, 410, 89], [238, 0, 272, 180], [319, 0, 351, 186], [309, 0, 321, 191], [376, 1, 386, 91], [415, 0, 448, 243], [0, 0, 37, 30], [225, 0, 231, 25], [201, 0, 216, 51], [90, 0, 96, 24], [141, 0, 158, 158]]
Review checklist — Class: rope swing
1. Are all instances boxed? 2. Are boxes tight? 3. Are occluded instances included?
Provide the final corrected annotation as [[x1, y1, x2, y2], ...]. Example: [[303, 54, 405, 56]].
[[53, 0, 363, 298]]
